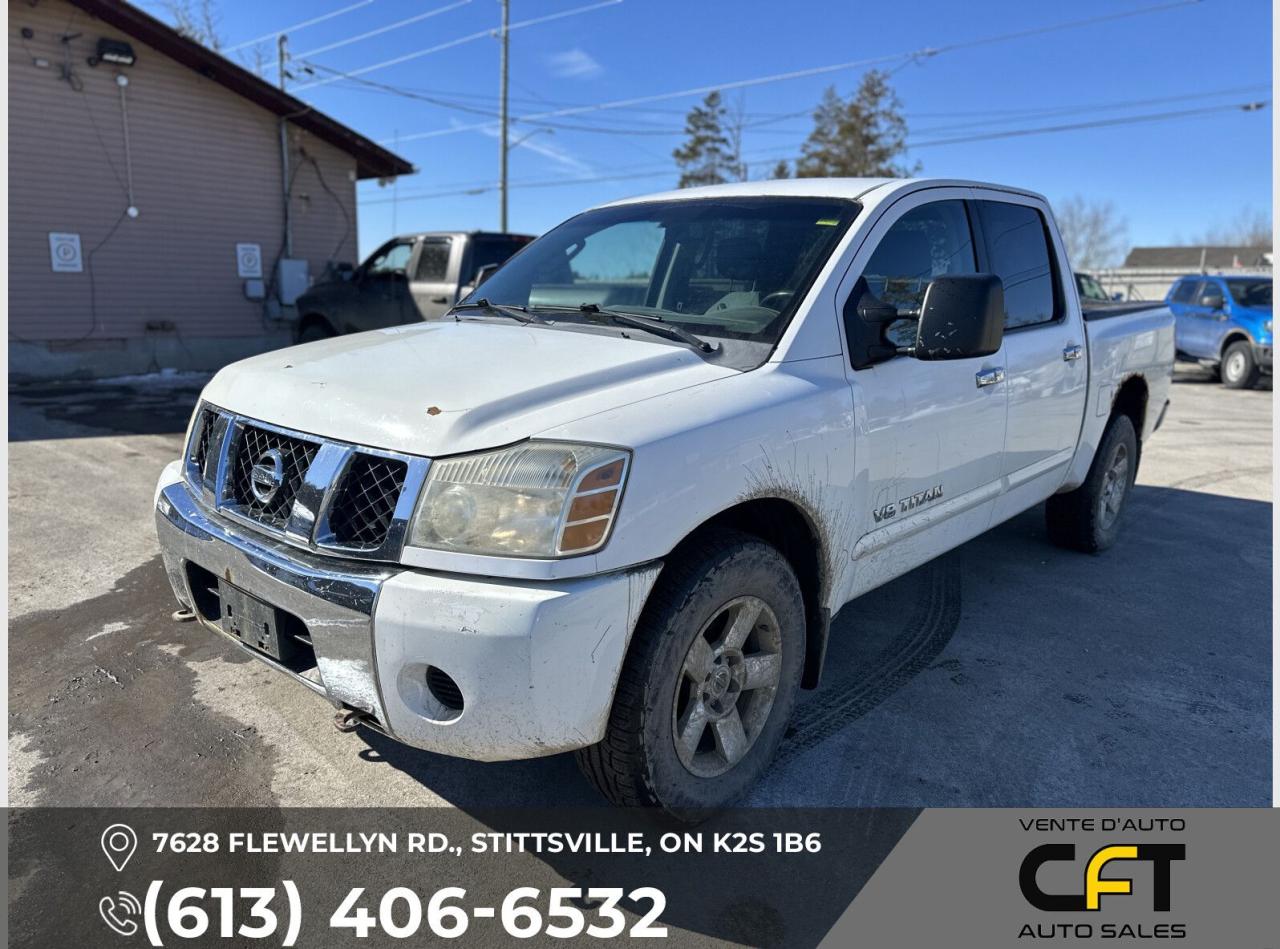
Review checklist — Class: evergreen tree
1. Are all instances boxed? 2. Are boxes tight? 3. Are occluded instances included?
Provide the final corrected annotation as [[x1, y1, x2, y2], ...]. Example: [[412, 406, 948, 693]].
[[673, 91, 745, 188], [795, 71, 917, 178]]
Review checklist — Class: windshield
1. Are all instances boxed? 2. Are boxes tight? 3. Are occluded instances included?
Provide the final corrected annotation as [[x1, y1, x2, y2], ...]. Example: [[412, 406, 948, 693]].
[[1076, 273, 1109, 302], [458, 197, 859, 364], [1226, 278, 1272, 309]]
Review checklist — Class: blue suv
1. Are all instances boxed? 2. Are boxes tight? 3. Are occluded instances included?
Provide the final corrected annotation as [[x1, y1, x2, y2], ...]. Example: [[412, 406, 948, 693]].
[[1167, 274, 1272, 388]]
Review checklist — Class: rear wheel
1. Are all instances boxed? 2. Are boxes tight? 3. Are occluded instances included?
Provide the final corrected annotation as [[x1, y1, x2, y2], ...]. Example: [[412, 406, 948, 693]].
[[576, 528, 804, 817], [1220, 341, 1260, 389], [1045, 414, 1138, 553]]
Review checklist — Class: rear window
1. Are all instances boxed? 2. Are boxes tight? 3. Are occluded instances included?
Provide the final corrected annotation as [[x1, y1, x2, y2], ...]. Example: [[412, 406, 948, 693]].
[[976, 201, 1057, 330], [1169, 280, 1199, 304]]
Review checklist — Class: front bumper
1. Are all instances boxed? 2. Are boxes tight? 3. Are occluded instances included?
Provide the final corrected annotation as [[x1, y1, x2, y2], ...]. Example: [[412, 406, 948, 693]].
[[155, 470, 661, 761], [1253, 343, 1272, 372]]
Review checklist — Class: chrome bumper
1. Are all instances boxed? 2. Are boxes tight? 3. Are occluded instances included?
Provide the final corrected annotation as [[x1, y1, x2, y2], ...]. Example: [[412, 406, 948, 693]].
[[156, 479, 396, 727], [156, 473, 665, 760]]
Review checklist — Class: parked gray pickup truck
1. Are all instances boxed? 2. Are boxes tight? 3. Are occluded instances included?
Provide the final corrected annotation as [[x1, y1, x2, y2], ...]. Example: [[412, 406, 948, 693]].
[[296, 230, 533, 341]]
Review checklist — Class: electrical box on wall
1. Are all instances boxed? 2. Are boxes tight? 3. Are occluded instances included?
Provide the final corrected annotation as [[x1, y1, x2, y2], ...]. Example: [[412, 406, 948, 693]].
[[276, 259, 310, 307]]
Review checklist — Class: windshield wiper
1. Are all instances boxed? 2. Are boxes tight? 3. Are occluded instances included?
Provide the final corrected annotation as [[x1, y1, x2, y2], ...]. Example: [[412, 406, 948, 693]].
[[534, 303, 713, 353], [449, 298, 545, 324]]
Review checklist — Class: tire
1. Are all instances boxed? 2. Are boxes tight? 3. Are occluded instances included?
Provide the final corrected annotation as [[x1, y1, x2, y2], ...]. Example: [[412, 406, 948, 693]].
[[297, 320, 336, 344], [1220, 340, 1260, 389], [576, 528, 805, 817], [1045, 414, 1138, 553]]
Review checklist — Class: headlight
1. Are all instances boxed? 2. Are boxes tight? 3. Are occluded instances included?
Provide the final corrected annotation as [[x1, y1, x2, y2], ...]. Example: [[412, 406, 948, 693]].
[[408, 441, 630, 557]]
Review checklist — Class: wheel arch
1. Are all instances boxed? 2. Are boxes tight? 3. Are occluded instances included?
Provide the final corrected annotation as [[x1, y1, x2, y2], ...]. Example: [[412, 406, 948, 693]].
[[1219, 330, 1252, 360], [658, 496, 831, 690], [1111, 374, 1149, 455]]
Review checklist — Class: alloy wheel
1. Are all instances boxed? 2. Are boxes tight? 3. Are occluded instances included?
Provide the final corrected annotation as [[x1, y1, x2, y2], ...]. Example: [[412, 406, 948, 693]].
[[671, 596, 783, 778], [1098, 442, 1130, 531]]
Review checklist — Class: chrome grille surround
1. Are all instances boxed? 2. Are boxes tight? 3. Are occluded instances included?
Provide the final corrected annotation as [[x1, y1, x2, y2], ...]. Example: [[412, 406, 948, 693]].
[[183, 403, 430, 563]]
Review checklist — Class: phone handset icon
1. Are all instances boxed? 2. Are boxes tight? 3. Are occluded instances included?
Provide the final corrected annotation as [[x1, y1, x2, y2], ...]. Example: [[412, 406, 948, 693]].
[[99, 891, 141, 937]]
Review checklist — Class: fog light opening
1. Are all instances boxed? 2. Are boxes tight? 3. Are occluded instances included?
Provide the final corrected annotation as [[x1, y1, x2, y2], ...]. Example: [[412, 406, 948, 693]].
[[426, 666, 465, 716]]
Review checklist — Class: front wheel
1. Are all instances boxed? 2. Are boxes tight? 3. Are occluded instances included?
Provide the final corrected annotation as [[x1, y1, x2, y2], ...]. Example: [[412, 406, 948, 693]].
[[576, 528, 804, 816], [1221, 341, 1260, 389]]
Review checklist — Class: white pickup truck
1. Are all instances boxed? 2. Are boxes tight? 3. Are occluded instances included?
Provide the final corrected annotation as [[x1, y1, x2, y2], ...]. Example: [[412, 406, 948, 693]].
[[155, 178, 1174, 813]]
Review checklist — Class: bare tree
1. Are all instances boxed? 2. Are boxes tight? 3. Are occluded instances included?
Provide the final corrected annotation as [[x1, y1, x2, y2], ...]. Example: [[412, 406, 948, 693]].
[[1190, 207, 1273, 246], [722, 92, 749, 183], [163, 0, 223, 51], [1055, 195, 1128, 269]]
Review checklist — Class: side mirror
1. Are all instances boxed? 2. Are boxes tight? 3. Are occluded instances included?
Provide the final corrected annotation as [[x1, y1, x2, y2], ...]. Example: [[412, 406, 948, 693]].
[[1199, 293, 1223, 309], [912, 274, 1005, 361], [473, 263, 500, 288]]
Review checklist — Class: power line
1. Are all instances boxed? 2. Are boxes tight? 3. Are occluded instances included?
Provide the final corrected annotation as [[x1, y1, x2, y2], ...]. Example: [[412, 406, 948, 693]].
[[225, 0, 378, 52], [910, 99, 1269, 148], [294, 0, 623, 91], [382, 0, 1203, 144], [362, 98, 1268, 206], [908, 84, 1273, 135], [291, 0, 472, 61]]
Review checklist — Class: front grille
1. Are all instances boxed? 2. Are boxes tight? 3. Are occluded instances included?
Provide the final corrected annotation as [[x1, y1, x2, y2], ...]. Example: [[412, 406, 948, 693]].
[[184, 406, 426, 561], [228, 424, 319, 530], [328, 454, 408, 548]]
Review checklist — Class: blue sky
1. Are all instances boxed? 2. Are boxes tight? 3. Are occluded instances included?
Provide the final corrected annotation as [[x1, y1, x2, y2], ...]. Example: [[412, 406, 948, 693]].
[[148, 0, 1271, 259]]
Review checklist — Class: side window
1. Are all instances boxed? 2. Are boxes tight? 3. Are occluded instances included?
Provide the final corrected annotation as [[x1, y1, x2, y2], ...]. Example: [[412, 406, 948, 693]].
[[1170, 280, 1199, 304], [414, 239, 451, 282], [862, 200, 976, 347], [365, 241, 413, 277], [1198, 280, 1224, 307], [976, 201, 1057, 330]]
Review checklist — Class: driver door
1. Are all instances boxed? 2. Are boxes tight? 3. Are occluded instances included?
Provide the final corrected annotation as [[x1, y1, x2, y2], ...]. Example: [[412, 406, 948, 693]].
[[348, 239, 415, 332], [840, 190, 1008, 597]]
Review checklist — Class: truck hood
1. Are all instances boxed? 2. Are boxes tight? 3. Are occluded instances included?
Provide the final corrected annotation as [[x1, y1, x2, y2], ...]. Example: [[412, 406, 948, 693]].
[[202, 320, 738, 457]]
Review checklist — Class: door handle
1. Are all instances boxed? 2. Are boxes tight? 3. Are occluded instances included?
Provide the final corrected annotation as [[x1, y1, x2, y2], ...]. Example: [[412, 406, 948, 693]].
[[1063, 344, 1083, 361], [975, 367, 1005, 388], [430, 295, 449, 304]]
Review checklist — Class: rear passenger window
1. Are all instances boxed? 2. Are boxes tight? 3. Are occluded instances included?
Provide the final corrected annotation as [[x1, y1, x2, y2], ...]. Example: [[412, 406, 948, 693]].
[[976, 201, 1057, 330], [415, 239, 451, 282], [1169, 280, 1199, 304], [862, 200, 976, 346]]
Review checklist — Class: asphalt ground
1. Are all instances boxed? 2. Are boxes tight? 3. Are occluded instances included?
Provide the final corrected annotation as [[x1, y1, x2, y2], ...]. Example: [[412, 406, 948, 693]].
[[7, 364, 1272, 808]]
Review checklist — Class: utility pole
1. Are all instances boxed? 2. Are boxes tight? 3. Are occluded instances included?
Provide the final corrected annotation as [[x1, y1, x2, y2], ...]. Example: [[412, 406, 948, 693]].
[[278, 33, 293, 258], [498, 0, 510, 231]]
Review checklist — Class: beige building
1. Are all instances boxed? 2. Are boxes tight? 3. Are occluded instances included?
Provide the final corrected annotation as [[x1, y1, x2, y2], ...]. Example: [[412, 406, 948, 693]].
[[1095, 245, 1272, 303], [8, 0, 413, 381]]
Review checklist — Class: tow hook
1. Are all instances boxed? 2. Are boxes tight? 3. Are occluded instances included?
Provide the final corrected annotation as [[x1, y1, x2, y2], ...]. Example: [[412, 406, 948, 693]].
[[171, 608, 196, 623], [333, 708, 370, 733]]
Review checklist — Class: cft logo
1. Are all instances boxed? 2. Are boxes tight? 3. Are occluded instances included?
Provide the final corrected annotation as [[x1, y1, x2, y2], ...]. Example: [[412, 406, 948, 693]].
[[1019, 844, 1186, 912]]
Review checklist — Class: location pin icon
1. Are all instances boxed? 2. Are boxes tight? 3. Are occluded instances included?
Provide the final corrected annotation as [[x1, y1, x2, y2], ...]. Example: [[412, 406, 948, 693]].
[[101, 824, 138, 873]]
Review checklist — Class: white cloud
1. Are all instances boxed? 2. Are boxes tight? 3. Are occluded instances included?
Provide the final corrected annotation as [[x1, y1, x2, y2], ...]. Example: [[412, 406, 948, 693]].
[[547, 48, 602, 79]]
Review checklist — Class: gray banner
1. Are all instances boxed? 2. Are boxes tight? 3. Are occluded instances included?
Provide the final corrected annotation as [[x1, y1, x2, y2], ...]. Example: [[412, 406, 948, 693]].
[[821, 808, 1279, 947]]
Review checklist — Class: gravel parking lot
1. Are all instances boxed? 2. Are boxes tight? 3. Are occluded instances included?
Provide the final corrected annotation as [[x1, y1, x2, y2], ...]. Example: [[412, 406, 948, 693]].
[[8, 365, 1271, 808]]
